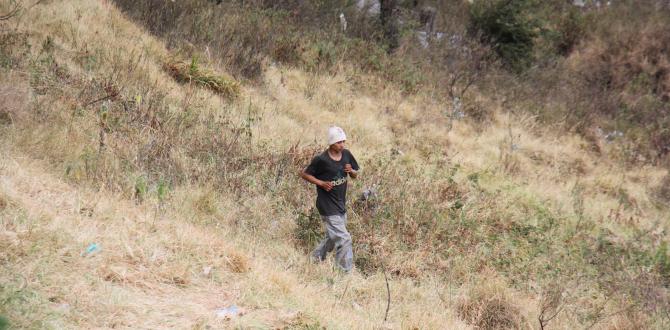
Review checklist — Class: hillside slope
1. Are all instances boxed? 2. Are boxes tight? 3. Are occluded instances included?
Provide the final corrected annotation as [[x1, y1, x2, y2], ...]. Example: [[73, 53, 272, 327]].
[[0, 149, 467, 329], [1, 0, 669, 329]]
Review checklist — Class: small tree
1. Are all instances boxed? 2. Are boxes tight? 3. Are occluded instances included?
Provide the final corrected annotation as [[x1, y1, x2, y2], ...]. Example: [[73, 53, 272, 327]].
[[380, 0, 399, 53], [469, 0, 539, 72]]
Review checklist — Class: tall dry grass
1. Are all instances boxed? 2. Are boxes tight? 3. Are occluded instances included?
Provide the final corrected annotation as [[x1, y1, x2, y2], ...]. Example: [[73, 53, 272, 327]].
[[0, 0, 669, 329]]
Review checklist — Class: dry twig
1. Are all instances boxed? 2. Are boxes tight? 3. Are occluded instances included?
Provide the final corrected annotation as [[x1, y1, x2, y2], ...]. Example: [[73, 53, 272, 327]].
[[382, 263, 391, 323], [0, 0, 43, 21]]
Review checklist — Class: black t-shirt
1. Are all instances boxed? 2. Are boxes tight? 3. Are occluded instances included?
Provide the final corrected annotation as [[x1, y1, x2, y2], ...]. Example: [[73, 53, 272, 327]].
[[305, 149, 360, 216]]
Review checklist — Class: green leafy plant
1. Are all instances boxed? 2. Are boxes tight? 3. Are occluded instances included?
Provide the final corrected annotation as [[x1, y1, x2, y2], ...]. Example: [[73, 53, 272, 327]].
[[0, 315, 8, 330], [655, 241, 670, 284], [294, 208, 323, 250], [134, 175, 148, 202], [470, 0, 539, 72], [553, 8, 585, 56]]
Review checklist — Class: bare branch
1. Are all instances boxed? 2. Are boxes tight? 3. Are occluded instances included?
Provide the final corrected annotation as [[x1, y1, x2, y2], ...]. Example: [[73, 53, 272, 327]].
[[26, 0, 44, 11], [382, 263, 391, 323], [1, 0, 43, 21], [0, 1, 22, 21]]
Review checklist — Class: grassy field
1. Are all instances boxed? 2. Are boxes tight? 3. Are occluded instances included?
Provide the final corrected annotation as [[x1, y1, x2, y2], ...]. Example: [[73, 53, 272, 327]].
[[1, 0, 669, 329]]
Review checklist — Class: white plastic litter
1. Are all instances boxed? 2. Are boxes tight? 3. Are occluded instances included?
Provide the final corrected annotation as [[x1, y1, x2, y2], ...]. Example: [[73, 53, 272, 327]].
[[215, 305, 243, 320]]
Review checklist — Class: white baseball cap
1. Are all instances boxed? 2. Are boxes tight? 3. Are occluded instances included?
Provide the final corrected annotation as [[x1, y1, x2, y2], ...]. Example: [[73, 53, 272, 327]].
[[328, 126, 347, 145]]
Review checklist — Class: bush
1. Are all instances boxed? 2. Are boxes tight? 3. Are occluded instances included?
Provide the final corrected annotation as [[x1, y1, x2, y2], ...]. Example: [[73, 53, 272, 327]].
[[164, 57, 240, 99], [655, 242, 670, 285], [457, 275, 524, 329], [552, 8, 585, 56], [569, 15, 670, 160], [469, 0, 539, 72], [272, 35, 303, 66], [294, 208, 323, 251]]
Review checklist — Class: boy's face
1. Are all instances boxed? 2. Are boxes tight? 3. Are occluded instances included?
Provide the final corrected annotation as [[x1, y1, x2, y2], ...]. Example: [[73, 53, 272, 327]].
[[330, 140, 345, 152]]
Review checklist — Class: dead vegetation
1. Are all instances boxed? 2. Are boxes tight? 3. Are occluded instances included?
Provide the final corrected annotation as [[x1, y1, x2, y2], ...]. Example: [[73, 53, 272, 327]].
[[457, 276, 525, 330], [163, 57, 240, 99], [0, 72, 29, 126], [0, 0, 669, 329]]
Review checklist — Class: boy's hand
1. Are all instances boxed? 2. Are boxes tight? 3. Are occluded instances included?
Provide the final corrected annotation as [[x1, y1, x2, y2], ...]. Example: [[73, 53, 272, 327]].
[[344, 164, 357, 178], [318, 180, 334, 191]]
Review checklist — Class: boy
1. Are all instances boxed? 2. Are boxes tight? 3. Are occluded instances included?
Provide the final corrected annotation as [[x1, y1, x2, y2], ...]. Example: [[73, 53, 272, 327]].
[[300, 126, 360, 272]]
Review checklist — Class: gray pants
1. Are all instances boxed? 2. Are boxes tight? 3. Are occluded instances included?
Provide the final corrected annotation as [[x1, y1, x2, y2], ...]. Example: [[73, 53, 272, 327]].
[[312, 214, 353, 272]]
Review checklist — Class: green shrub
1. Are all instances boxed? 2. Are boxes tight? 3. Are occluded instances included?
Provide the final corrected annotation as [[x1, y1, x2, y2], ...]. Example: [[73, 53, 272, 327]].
[[469, 0, 539, 72], [302, 40, 338, 71], [272, 35, 303, 66], [0, 316, 8, 330], [134, 175, 148, 202], [397, 63, 423, 94], [551, 8, 585, 56], [294, 208, 323, 250], [0, 32, 30, 69], [655, 242, 670, 284]]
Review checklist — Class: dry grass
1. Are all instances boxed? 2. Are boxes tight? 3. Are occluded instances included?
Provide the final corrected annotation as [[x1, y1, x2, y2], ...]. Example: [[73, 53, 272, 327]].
[[0, 0, 669, 329], [163, 58, 240, 99], [457, 275, 526, 330], [0, 151, 468, 328], [0, 72, 28, 125]]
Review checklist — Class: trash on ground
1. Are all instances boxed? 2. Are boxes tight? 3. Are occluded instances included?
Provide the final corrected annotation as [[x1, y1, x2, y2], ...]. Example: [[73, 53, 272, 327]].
[[359, 186, 378, 201], [215, 305, 244, 320], [82, 243, 100, 256], [56, 303, 70, 313]]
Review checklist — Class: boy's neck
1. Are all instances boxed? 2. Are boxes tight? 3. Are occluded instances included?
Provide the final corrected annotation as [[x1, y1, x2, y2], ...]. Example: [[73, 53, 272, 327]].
[[328, 148, 342, 158]]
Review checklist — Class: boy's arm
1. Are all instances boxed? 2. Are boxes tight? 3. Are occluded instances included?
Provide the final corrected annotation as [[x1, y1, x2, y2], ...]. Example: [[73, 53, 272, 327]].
[[344, 150, 359, 179], [300, 170, 334, 191]]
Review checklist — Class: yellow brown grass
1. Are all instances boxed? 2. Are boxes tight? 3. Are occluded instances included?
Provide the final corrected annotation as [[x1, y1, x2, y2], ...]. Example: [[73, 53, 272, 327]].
[[164, 58, 240, 99], [224, 249, 251, 273], [1, 0, 669, 328], [0, 72, 28, 125], [457, 274, 526, 330]]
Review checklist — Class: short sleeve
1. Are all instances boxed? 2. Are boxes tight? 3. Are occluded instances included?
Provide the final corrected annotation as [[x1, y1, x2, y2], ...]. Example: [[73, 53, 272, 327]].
[[304, 155, 321, 176], [346, 150, 360, 171]]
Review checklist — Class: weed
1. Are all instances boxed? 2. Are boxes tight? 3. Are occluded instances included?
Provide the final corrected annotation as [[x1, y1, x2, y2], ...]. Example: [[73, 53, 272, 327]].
[[302, 40, 337, 72], [655, 174, 670, 204], [457, 275, 524, 329], [294, 208, 323, 251], [156, 178, 169, 202], [0, 194, 6, 210], [552, 7, 585, 56], [164, 57, 240, 99], [134, 175, 148, 202], [283, 313, 323, 330], [0, 32, 30, 69], [0, 74, 28, 125], [353, 242, 376, 275], [272, 34, 303, 66], [226, 249, 250, 273], [655, 242, 670, 285], [193, 189, 218, 216], [4, 0, 670, 327]]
